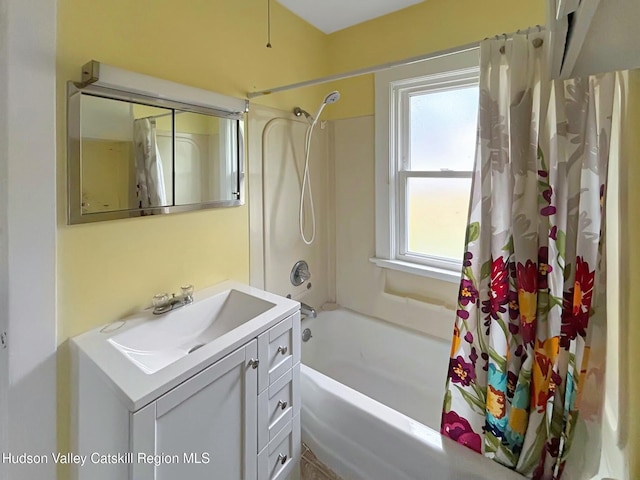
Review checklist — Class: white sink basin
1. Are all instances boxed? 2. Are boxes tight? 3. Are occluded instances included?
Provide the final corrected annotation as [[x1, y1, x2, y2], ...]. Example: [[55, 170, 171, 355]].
[[108, 288, 276, 374]]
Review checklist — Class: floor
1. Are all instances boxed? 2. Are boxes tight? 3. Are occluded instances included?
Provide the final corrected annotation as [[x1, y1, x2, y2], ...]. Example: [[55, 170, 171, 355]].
[[301, 443, 344, 480]]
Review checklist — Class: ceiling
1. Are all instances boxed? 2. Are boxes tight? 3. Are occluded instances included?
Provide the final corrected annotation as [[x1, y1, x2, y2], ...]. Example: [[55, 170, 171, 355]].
[[277, 0, 425, 34]]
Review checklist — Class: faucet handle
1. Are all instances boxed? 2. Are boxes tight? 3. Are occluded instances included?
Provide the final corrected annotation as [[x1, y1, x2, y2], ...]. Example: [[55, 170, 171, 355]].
[[152, 293, 171, 308], [181, 284, 194, 302]]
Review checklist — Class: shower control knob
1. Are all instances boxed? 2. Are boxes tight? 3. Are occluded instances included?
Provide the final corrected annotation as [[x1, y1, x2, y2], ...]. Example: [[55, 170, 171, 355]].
[[290, 260, 311, 286]]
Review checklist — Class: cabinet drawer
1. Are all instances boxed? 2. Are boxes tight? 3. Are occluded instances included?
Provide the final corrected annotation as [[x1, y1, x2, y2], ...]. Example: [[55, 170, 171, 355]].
[[257, 364, 300, 452], [258, 415, 300, 480], [258, 312, 300, 392]]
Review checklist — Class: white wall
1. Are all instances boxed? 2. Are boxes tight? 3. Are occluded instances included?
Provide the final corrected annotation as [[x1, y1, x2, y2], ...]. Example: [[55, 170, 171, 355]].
[[248, 105, 333, 310], [333, 116, 459, 340], [0, 0, 9, 476], [0, 0, 57, 478]]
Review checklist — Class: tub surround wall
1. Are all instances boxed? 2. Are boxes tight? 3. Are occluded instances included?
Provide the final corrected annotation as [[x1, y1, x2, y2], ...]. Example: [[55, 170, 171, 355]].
[[333, 116, 458, 340], [248, 104, 332, 310]]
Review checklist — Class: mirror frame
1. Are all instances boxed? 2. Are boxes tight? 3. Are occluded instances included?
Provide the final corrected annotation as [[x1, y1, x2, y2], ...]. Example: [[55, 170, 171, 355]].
[[67, 79, 245, 224]]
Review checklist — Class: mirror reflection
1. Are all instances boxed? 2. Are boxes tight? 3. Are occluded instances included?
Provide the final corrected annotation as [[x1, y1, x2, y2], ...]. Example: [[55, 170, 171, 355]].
[[79, 95, 240, 216], [171, 111, 238, 206]]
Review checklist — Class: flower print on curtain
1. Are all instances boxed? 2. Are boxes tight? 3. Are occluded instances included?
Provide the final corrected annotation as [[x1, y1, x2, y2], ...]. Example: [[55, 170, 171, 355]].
[[440, 32, 617, 480]]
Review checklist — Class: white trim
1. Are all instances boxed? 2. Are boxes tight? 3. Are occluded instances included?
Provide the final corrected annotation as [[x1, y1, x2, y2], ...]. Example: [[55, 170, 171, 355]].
[[374, 48, 479, 278], [0, 0, 8, 475], [369, 258, 461, 283], [2, 1, 57, 478]]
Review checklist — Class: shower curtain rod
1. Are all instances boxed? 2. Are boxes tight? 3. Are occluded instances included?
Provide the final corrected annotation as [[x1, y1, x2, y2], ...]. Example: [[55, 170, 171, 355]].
[[247, 25, 546, 99]]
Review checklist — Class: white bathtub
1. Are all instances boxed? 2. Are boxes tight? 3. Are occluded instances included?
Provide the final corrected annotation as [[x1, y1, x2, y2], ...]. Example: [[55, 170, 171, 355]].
[[300, 308, 524, 480]]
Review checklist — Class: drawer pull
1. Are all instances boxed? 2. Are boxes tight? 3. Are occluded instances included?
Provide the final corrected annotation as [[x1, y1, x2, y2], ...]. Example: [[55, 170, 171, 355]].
[[248, 358, 259, 369], [277, 400, 288, 410], [277, 453, 288, 465], [277, 346, 288, 355]]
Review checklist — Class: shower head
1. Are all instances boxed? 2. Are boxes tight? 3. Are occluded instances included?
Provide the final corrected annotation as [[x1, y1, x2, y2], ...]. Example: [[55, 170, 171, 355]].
[[311, 90, 341, 125], [293, 107, 313, 122], [323, 91, 341, 105], [294, 91, 342, 126]]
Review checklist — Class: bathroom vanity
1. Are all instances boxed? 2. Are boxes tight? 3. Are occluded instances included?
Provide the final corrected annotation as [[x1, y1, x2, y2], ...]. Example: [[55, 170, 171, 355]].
[[70, 281, 301, 480]]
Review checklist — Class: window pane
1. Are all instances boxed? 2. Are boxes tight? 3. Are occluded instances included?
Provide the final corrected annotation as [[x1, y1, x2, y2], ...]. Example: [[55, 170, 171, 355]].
[[407, 177, 471, 260], [409, 86, 478, 171]]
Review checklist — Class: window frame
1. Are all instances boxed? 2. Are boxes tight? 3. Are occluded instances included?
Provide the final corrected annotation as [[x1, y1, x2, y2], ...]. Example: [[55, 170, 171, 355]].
[[372, 48, 479, 283]]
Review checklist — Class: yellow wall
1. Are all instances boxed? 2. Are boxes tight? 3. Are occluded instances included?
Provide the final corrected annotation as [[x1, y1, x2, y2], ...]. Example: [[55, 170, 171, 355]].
[[57, 0, 330, 332], [81, 140, 133, 212], [622, 70, 640, 479], [56, 0, 330, 471], [325, 0, 545, 118]]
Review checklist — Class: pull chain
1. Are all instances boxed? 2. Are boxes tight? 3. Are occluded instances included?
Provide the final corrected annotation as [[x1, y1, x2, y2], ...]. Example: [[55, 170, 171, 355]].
[[266, 0, 272, 48]]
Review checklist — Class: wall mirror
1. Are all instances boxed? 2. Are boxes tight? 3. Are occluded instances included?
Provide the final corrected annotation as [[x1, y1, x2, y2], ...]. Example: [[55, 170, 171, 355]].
[[67, 61, 246, 224]]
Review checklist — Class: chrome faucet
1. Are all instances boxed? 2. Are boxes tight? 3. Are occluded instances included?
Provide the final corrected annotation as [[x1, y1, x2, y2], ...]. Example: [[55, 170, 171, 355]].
[[300, 302, 317, 319], [152, 284, 194, 315]]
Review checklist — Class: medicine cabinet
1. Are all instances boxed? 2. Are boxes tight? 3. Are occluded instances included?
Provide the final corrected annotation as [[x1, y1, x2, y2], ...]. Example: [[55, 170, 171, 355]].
[[67, 61, 247, 224]]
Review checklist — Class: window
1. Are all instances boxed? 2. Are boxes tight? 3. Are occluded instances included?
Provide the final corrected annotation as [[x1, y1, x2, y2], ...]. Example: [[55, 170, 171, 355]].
[[372, 49, 479, 282]]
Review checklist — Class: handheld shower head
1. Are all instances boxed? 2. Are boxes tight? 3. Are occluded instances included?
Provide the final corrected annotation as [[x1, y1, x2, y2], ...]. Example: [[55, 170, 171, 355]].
[[294, 91, 341, 126], [312, 90, 341, 125], [323, 91, 341, 104], [298, 90, 342, 246]]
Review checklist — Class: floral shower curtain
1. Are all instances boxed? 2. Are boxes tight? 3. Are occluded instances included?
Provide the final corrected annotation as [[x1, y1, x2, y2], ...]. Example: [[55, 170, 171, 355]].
[[441, 34, 616, 479]]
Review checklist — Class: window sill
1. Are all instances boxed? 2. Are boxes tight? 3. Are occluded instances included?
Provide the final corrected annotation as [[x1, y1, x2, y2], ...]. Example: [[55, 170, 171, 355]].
[[369, 257, 461, 283]]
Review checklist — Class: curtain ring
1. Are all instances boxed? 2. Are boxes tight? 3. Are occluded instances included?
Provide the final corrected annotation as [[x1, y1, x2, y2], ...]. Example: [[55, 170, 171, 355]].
[[499, 33, 507, 54]]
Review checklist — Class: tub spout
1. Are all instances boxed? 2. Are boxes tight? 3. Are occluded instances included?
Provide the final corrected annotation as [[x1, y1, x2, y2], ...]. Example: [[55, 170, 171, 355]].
[[300, 302, 317, 318]]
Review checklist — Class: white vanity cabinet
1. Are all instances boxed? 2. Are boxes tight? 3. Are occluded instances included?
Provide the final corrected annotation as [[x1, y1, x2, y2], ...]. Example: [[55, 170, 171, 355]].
[[71, 282, 301, 480], [256, 314, 302, 480], [130, 341, 259, 480]]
